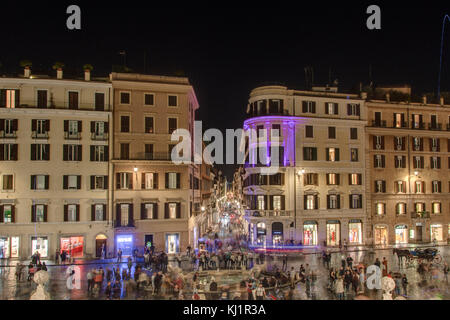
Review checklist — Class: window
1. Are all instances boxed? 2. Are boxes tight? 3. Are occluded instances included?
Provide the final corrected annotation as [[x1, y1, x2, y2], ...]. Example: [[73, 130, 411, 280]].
[[168, 203, 177, 218], [273, 196, 282, 210], [35, 205, 46, 222], [95, 92, 105, 111], [394, 137, 405, 150], [350, 128, 358, 139], [413, 156, 424, 169], [413, 137, 423, 151], [31, 175, 49, 190], [2, 175, 13, 190], [415, 181, 424, 194], [145, 144, 154, 160], [347, 104, 360, 116], [432, 181, 442, 193], [68, 91, 79, 110], [302, 101, 316, 113], [303, 147, 317, 161], [304, 173, 318, 186], [271, 124, 281, 137], [415, 202, 425, 213], [268, 99, 282, 113], [326, 148, 339, 161], [94, 204, 104, 221], [374, 155, 385, 168], [1, 144, 18, 161], [91, 121, 108, 139], [305, 195, 315, 210], [32, 119, 50, 137], [325, 102, 338, 115], [430, 138, 440, 152], [142, 203, 156, 219], [432, 202, 441, 214], [2, 205, 14, 223], [30, 144, 49, 161], [168, 95, 178, 107], [350, 148, 358, 162], [1, 119, 18, 136], [90, 145, 108, 162], [256, 125, 265, 139], [142, 172, 157, 190], [412, 114, 423, 128], [120, 92, 130, 104], [120, 116, 130, 133], [117, 173, 132, 190], [166, 172, 180, 189], [66, 204, 78, 222], [37, 90, 47, 108], [395, 181, 406, 193], [63, 175, 81, 190], [144, 93, 154, 106], [63, 144, 82, 161], [145, 117, 154, 133], [328, 127, 336, 139], [168, 118, 177, 134], [257, 196, 265, 210], [394, 113, 405, 128], [327, 195, 339, 209], [327, 173, 339, 185], [375, 203, 385, 215], [374, 136, 384, 150], [349, 173, 362, 185], [91, 175, 107, 190], [3, 89, 19, 108], [375, 180, 386, 193], [430, 157, 441, 169], [305, 126, 313, 138], [120, 143, 129, 160], [394, 156, 406, 168], [396, 203, 406, 215], [350, 195, 362, 209]]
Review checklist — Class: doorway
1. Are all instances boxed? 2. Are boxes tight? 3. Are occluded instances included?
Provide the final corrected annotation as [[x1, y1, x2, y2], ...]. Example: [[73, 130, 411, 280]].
[[144, 234, 154, 249], [95, 234, 107, 258], [416, 226, 423, 242]]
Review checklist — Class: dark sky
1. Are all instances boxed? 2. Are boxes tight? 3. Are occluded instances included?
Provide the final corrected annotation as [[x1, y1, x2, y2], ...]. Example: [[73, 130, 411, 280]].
[[1, 1, 450, 178]]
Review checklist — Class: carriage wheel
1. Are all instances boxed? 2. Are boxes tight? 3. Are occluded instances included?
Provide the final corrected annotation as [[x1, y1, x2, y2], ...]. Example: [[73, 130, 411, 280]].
[[434, 254, 442, 264]]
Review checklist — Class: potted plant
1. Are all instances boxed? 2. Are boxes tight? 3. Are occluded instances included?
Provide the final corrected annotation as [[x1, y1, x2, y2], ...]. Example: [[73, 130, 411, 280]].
[[52, 62, 65, 79], [83, 64, 93, 81], [20, 59, 32, 77]]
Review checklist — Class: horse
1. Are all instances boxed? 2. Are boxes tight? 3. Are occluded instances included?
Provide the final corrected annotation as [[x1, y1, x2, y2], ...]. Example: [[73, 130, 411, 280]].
[[393, 248, 411, 265]]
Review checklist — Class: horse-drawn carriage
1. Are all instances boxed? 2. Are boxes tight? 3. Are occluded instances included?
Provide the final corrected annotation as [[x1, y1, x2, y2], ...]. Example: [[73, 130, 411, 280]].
[[393, 247, 442, 265]]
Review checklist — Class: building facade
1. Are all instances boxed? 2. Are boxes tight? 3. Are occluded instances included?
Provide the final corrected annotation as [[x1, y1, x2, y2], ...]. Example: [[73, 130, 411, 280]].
[[0, 70, 113, 260], [111, 73, 199, 256], [367, 96, 450, 245], [243, 85, 368, 247]]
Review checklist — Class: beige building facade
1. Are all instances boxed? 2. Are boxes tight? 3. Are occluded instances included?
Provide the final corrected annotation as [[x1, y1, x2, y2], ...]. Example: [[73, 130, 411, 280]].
[[0, 73, 113, 260]]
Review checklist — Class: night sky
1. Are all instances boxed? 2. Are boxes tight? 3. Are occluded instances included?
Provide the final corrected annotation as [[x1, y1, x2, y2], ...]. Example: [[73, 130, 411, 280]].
[[1, 1, 450, 178]]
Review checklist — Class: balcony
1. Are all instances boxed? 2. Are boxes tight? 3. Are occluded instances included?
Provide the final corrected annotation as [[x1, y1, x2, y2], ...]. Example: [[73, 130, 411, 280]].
[[371, 120, 387, 127], [114, 219, 135, 228], [246, 210, 292, 218], [91, 132, 109, 141], [411, 211, 430, 219], [0, 131, 17, 139], [64, 132, 81, 140], [428, 123, 442, 131], [411, 122, 425, 130], [392, 121, 408, 129], [31, 131, 49, 139]]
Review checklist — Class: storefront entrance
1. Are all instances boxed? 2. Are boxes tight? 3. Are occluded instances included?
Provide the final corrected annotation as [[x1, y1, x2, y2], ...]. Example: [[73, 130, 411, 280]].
[[395, 225, 408, 244], [303, 222, 318, 246], [60, 236, 84, 258], [348, 220, 362, 244], [416, 225, 423, 242], [374, 226, 388, 245], [430, 224, 443, 242], [165, 233, 179, 254], [256, 222, 266, 245], [116, 234, 133, 256], [144, 235, 154, 249], [31, 236, 48, 258], [0, 237, 19, 258], [326, 221, 340, 246], [95, 234, 107, 258], [272, 222, 284, 245]]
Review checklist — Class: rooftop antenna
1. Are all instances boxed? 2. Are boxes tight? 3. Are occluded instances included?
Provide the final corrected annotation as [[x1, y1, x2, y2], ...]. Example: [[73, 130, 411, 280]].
[[438, 14, 450, 98]]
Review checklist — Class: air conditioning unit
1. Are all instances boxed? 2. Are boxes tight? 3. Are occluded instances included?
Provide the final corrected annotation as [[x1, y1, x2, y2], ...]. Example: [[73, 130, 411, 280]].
[[375, 144, 382, 150]]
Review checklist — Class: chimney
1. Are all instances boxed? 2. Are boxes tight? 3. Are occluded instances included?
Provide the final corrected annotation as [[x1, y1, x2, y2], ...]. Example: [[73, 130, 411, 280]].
[[360, 92, 367, 99], [385, 93, 390, 103], [24, 67, 31, 78], [84, 70, 91, 81], [57, 69, 63, 79], [422, 95, 427, 105], [440, 96, 444, 106]]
